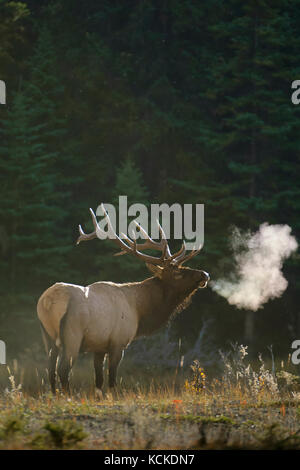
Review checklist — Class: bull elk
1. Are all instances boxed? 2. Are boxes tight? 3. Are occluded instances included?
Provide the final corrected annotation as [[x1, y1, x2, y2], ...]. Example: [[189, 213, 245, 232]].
[[37, 204, 209, 393]]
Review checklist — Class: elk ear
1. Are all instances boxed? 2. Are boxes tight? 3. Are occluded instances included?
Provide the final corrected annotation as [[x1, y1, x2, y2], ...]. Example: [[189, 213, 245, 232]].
[[146, 263, 163, 279]]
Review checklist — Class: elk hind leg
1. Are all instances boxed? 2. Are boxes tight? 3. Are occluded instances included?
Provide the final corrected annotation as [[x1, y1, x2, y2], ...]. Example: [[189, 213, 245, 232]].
[[40, 322, 58, 394], [108, 348, 124, 389], [57, 352, 73, 394], [94, 352, 106, 391], [57, 316, 82, 394], [48, 346, 58, 394]]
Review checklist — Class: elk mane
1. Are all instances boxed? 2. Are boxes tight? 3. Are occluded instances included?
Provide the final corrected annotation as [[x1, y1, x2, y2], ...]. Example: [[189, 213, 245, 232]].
[[173, 287, 199, 315]]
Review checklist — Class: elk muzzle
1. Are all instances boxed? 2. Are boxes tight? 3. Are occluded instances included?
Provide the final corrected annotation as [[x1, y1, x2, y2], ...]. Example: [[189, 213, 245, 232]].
[[198, 270, 210, 288]]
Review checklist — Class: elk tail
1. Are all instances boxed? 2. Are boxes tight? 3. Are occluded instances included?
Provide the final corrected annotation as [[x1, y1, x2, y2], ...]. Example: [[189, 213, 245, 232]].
[[37, 283, 70, 349]]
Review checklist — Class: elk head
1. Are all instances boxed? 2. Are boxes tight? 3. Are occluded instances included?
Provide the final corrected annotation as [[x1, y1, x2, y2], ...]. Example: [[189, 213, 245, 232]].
[[76, 204, 210, 293]]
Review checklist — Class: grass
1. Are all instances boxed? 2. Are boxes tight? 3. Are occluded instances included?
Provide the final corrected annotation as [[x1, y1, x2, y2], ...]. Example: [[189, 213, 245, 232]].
[[0, 344, 300, 450]]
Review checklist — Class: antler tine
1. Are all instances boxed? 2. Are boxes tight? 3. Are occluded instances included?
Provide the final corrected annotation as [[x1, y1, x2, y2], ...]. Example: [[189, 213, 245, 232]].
[[113, 219, 167, 256], [76, 207, 100, 245], [177, 245, 203, 266], [99, 204, 168, 265], [169, 241, 186, 263], [156, 220, 171, 258], [133, 221, 150, 240], [77, 204, 201, 267], [113, 232, 133, 256], [133, 220, 167, 251]]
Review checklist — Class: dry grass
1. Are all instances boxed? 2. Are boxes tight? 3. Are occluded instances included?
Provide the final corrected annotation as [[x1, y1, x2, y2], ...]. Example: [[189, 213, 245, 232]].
[[0, 344, 300, 450]]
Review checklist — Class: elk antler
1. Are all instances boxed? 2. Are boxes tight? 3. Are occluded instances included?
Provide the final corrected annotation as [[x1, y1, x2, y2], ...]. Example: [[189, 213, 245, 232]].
[[77, 204, 201, 266]]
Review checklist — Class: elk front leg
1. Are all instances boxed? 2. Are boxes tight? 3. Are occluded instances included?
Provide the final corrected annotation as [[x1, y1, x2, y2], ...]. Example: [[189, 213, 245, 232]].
[[108, 349, 124, 389], [94, 352, 106, 390]]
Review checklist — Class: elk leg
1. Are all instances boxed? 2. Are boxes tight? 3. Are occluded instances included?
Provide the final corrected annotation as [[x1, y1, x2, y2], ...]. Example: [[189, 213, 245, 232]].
[[57, 316, 82, 394], [94, 352, 106, 390], [40, 322, 58, 394], [57, 353, 72, 394], [108, 349, 124, 389], [48, 346, 58, 394]]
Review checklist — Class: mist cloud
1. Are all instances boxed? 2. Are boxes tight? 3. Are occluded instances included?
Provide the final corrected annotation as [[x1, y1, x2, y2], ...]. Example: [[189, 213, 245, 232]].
[[210, 223, 298, 311]]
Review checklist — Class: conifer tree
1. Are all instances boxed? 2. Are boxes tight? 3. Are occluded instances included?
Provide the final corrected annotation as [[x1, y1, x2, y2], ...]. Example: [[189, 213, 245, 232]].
[[0, 28, 71, 319], [90, 157, 151, 282]]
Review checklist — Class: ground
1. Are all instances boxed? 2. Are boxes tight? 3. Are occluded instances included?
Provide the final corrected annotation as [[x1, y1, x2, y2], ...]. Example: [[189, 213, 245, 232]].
[[0, 351, 300, 450]]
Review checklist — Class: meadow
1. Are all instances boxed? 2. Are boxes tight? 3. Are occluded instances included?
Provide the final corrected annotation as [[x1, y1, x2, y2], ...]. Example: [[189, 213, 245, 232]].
[[0, 344, 300, 450]]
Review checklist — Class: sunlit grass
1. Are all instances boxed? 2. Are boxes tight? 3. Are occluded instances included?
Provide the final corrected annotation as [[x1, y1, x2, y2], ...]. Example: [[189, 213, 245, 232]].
[[0, 345, 300, 449]]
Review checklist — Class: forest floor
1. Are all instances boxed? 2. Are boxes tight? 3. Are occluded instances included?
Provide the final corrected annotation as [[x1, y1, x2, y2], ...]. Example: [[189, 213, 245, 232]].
[[0, 352, 300, 450]]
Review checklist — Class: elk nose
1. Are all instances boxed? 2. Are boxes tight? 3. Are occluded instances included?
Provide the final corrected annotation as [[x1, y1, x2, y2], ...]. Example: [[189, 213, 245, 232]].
[[198, 270, 209, 288], [201, 271, 210, 282]]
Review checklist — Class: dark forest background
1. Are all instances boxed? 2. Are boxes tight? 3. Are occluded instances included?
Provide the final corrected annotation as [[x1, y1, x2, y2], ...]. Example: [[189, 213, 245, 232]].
[[0, 0, 299, 362]]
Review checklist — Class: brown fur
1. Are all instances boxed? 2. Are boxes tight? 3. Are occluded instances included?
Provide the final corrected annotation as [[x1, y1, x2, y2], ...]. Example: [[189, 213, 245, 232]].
[[37, 265, 209, 393]]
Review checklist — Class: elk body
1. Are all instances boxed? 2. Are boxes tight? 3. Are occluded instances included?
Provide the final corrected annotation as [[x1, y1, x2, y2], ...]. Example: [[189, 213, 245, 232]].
[[37, 205, 209, 393]]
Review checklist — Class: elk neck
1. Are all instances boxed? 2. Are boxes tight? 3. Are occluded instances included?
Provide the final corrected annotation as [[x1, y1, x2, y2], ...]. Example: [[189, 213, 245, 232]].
[[134, 276, 198, 337]]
